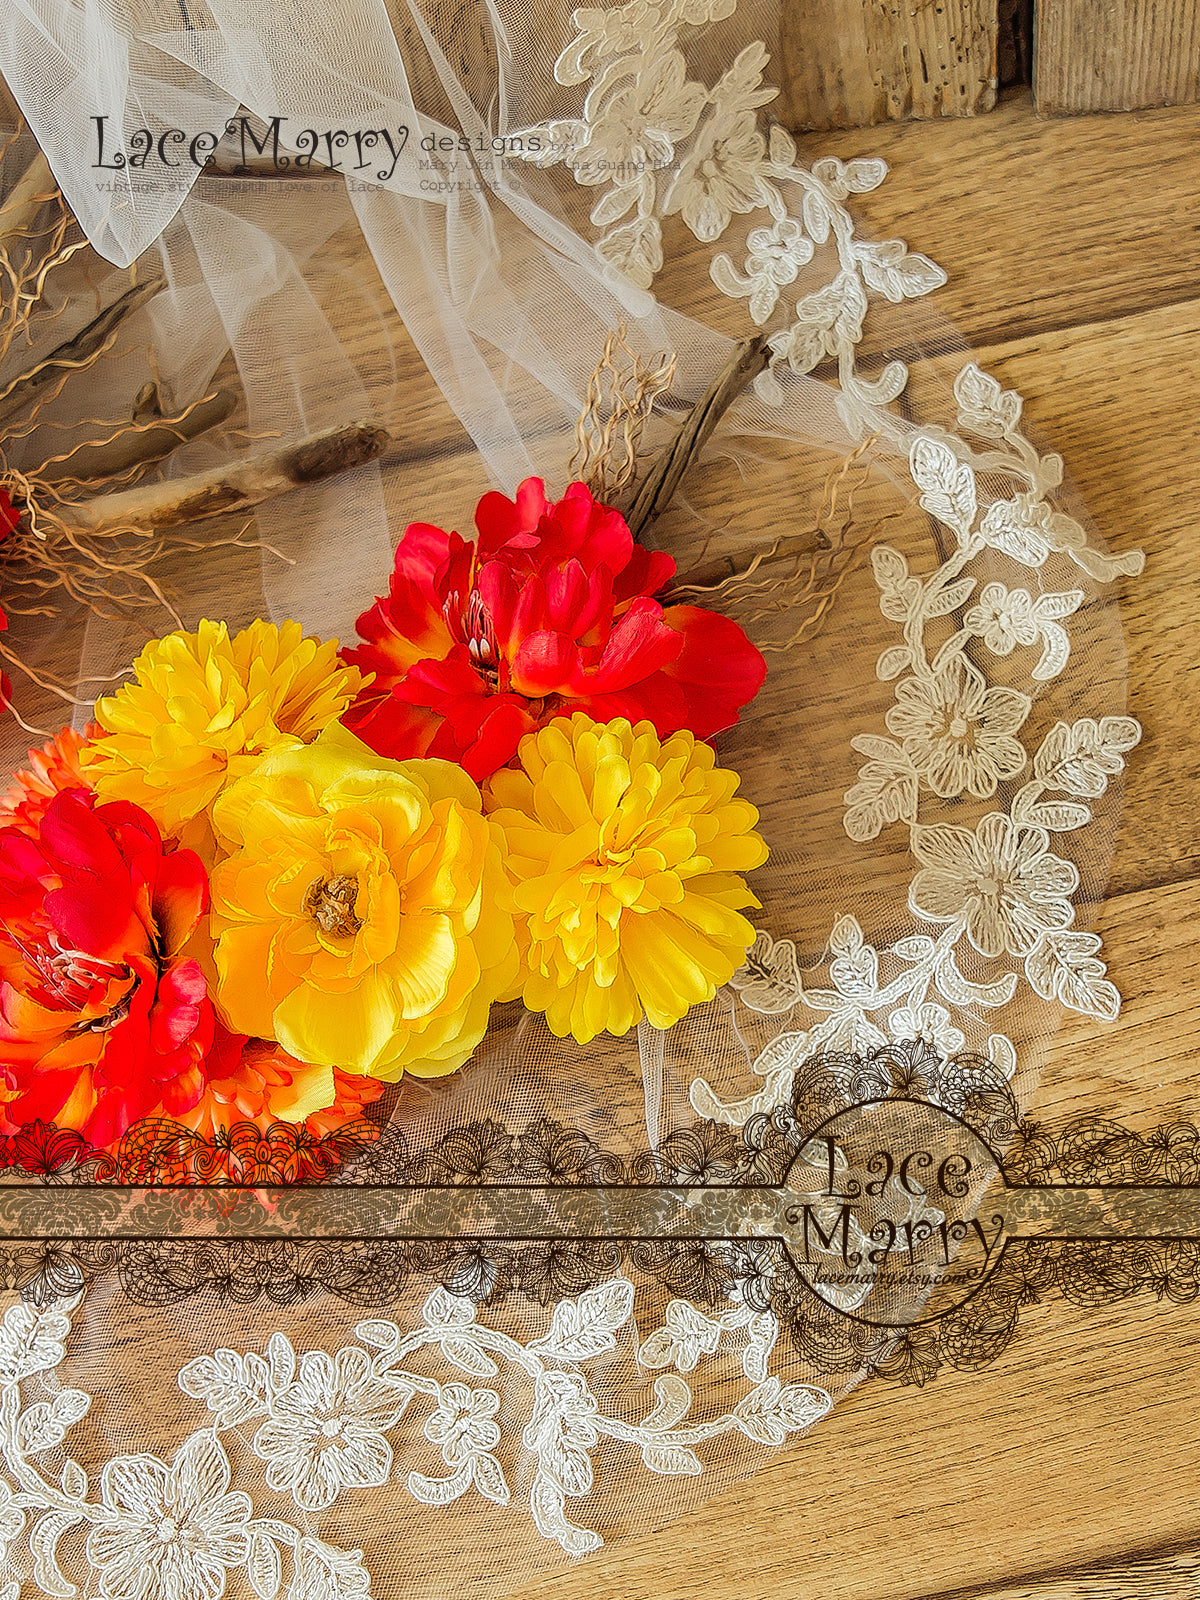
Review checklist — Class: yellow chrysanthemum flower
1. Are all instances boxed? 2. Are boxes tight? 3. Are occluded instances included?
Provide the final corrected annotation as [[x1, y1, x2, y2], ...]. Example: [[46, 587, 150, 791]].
[[209, 726, 519, 1081], [486, 714, 768, 1043], [82, 618, 364, 835]]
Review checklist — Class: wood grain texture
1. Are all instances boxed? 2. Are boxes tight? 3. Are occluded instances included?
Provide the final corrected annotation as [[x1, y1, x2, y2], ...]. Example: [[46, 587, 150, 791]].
[[3, 77, 1200, 1600], [1036, 0, 1200, 114], [485, 91, 1200, 1600], [778, 0, 999, 130]]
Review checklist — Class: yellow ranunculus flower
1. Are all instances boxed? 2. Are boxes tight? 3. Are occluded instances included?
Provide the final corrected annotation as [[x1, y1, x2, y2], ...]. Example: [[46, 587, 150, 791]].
[[82, 619, 364, 835], [486, 713, 768, 1044], [209, 727, 519, 1081]]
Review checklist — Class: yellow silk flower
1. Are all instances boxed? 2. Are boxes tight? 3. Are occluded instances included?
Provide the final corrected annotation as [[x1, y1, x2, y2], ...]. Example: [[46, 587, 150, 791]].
[[82, 619, 364, 835], [486, 714, 768, 1043], [209, 726, 519, 1081]]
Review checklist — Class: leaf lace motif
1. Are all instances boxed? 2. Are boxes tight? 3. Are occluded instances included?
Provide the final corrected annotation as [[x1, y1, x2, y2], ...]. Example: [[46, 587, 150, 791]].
[[700, 365, 1145, 1127], [512, 0, 946, 430], [0, 1286, 830, 1593]]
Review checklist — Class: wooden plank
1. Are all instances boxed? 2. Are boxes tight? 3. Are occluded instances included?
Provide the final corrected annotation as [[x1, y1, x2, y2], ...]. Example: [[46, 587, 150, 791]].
[[1035, 0, 1200, 114], [777, 0, 999, 130]]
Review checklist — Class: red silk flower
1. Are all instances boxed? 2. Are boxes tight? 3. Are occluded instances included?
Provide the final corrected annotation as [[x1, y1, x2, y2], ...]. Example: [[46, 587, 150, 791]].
[[0, 788, 214, 1147], [341, 478, 767, 781]]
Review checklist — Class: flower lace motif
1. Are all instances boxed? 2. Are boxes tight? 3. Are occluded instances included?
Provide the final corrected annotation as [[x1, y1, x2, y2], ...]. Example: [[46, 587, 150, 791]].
[[0, 1286, 829, 1594]]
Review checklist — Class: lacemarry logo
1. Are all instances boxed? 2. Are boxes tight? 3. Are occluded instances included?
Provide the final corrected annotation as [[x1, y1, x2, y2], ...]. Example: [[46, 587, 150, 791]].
[[90, 115, 413, 181]]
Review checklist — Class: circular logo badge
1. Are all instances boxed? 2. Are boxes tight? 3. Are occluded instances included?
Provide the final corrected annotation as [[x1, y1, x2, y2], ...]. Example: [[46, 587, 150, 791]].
[[778, 1098, 1006, 1327]]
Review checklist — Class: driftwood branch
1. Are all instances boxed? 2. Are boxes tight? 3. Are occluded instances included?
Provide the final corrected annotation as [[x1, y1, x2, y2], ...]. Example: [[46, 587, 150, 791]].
[[37, 387, 239, 484], [622, 333, 770, 542], [0, 150, 57, 249], [0, 276, 164, 429], [57, 421, 390, 536]]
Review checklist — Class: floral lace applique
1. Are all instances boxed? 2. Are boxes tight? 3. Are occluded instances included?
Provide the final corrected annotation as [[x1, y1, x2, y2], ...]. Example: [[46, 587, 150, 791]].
[[513, 0, 946, 426], [696, 365, 1145, 1126], [0, 1283, 830, 1595]]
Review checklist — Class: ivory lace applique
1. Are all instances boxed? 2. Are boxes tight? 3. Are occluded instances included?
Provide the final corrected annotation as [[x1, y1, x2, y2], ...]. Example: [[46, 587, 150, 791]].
[[696, 365, 1146, 1127], [514, 0, 946, 419], [0, 1286, 829, 1594]]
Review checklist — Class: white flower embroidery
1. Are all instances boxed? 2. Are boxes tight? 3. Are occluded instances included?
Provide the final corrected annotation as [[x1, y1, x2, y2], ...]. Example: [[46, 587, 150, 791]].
[[424, 1384, 501, 1466], [886, 1002, 965, 1056], [909, 813, 1079, 959], [964, 582, 1039, 655], [711, 217, 814, 323], [666, 102, 771, 240], [885, 659, 1030, 799], [85, 1433, 252, 1600], [638, 1300, 723, 1372], [570, 50, 705, 189], [253, 1347, 410, 1512]]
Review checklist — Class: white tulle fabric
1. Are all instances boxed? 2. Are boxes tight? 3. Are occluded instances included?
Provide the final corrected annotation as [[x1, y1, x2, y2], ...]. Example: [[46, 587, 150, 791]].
[[0, 1, 1145, 1595]]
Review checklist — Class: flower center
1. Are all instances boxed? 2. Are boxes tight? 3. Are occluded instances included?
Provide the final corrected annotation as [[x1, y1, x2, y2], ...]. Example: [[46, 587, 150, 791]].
[[30, 939, 136, 1028], [460, 590, 501, 689], [155, 1517, 180, 1543], [320, 1415, 345, 1438], [304, 874, 362, 938], [976, 874, 1004, 899], [947, 716, 970, 739]]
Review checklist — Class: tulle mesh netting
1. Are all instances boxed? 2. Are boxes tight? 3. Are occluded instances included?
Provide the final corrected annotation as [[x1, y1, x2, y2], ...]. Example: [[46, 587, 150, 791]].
[[0, 1, 1144, 1594]]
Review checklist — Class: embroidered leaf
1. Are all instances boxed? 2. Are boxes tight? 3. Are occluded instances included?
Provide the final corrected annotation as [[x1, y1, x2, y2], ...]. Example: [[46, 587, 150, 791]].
[[1033, 717, 1141, 797], [876, 644, 911, 681], [729, 930, 802, 1013], [986, 1033, 1018, 1079], [844, 156, 888, 192], [1032, 620, 1070, 680], [407, 1466, 471, 1506], [641, 1443, 703, 1476], [739, 1311, 778, 1383], [732, 1377, 788, 1445], [353, 1320, 400, 1352], [530, 1471, 603, 1555], [954, 363, 1023, 436], [18, 1389, 90, 1455], [774, 1383, 833, 1430], [641, 1373, 693, 1430], [871, 545, 909, 590], [1025, 930, 1121, 1021], [924, 576, 977, 618], [1024, 800, 1093, 832], [910, 437, 976, 536], [442, 1338, 499, 1378], [178, 1348, 270, 1428], [801, 187, 830, 244], [266, 1331, 295, 1393], [421, 1287, 476, 1329], [471, 1451, 511, 1505], [247, 1530, 282, 1600], [892, 935, 934, 962], [60, 1459, 87, 1500], [531, 1277, 634, 1361], [29, 1510, 82, 1598], [934, 946, 1019, 1009]]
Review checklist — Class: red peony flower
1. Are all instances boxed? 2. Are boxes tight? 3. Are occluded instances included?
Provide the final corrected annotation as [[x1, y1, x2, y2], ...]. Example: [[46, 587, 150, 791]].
[[0, 788, 214, 1147], [341, 478, 767, 780]]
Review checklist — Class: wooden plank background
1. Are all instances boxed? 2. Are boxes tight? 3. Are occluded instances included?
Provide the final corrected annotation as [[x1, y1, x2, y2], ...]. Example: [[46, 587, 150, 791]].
[[1035, 0, 1200, 113], [480, 84, 1199, 1600]]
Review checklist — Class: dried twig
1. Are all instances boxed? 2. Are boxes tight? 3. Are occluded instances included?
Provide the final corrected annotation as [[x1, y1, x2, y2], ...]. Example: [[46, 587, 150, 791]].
[[0, 150, 57, 250], [0, 277, 164, 430], [622, 333, 770, 541], [34, 387, 239, 484], [55, 421, 389, 536]]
